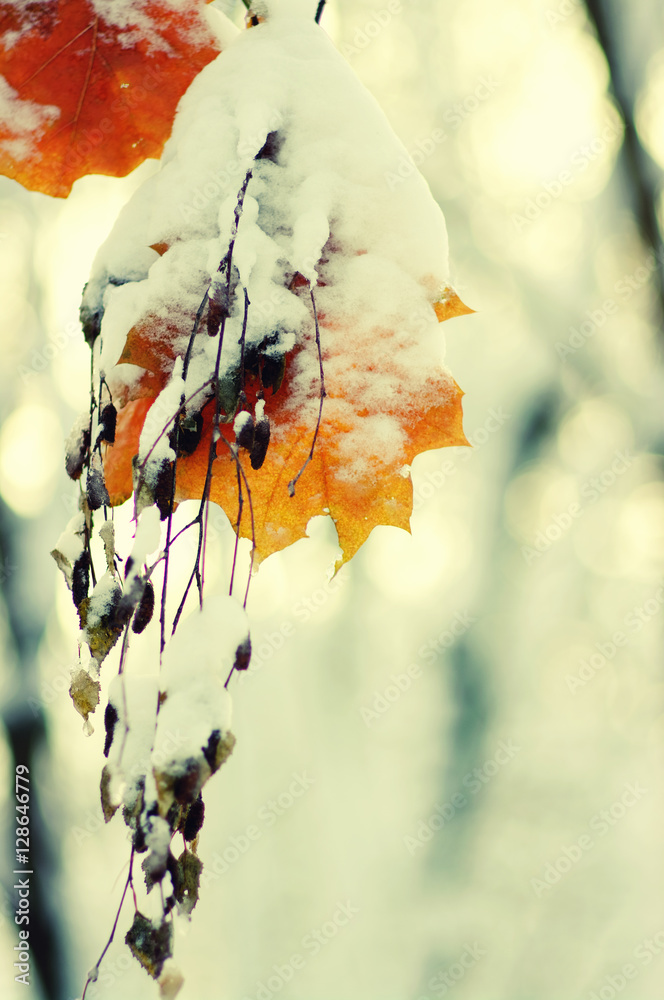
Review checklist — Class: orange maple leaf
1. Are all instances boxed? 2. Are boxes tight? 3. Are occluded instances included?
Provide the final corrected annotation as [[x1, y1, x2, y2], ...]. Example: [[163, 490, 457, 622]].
[[0, 0, 223, 197], [101, 283, 470, 565]]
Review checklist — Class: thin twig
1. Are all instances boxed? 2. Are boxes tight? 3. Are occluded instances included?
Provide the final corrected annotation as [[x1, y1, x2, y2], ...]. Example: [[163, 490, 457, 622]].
[[288, 286, 326, 496], [159, 448, 178, 655], [80, 849, 135, 1000], [229, 290, 251, 598]]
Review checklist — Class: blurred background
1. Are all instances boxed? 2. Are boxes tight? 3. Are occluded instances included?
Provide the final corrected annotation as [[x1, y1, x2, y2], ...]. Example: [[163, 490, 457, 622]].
[[1, 0, 663, 997]]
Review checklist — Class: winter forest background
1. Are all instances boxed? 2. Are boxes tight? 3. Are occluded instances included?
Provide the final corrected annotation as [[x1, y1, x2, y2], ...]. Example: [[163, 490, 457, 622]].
[[1, 0, 664, 998]]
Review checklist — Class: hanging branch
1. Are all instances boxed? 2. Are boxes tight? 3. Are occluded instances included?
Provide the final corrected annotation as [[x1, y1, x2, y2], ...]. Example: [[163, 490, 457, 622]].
[[171, 169, 253, 634], [583, 0, 664, 332]]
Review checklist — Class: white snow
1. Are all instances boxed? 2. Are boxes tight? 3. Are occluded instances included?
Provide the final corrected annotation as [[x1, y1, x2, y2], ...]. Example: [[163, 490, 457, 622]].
[[233, 410, 253, 438], [153, 596, 246, 787], [107, 673, 160, 811], [0, 76, 60, 161], [86, 570, 120, 622], [130, 506, 162, 565], [138, 358, 185, 467], [90, 0, 234, 54]]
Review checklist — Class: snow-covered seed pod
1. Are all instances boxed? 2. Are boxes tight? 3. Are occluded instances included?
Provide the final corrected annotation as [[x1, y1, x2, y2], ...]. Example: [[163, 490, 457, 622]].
[[250, 397, 270, 470], [72, 551, 90, 608], [65, 414, 90, 480], [233, 410, 254, 452], [207, 278, 230, 338], [86, 458, 110, 510]]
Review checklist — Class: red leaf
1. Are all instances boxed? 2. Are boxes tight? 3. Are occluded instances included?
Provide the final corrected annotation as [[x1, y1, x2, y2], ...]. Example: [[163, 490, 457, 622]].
[[0, 0, 223, 197]]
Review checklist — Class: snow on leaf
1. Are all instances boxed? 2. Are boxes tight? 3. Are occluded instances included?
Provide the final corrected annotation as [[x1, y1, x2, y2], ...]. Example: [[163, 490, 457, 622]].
[[125, 911, 173, 980], [87, 12, 471, 565], [79, 571, 124, 664], [0, 0, 230, 197]]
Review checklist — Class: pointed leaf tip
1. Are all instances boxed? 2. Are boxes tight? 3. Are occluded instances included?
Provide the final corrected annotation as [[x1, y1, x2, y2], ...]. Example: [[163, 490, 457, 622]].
[[434, 289, 475, 323]]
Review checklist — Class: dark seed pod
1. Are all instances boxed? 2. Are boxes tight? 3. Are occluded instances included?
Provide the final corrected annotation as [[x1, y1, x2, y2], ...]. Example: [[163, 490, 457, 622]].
[[177, 412, 204, 457], [112, 597, 135, 632], [202, 731, 221, 771], [261, 353, 286, 394], [79, 292, 102, 348], [72, 550, 90, 608], [243, 344, 261, 379], [132, 580, 155, 634], [207, 283, 230, 338], [256, 131, 283, 163], [234, 635, 252, 672], [173, 759, 202, 805], [183, 794, 205, 842], [104, 702, 118, 758], [86, 466, 110, 510], [99, 403, 117, 445], [154, 460, 175, 521], [250, 415, 270, 470]]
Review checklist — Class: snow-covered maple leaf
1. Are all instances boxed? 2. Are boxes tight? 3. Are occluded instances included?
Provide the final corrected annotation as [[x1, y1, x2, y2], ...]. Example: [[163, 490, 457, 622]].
[[78, 0, 472, 564]]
